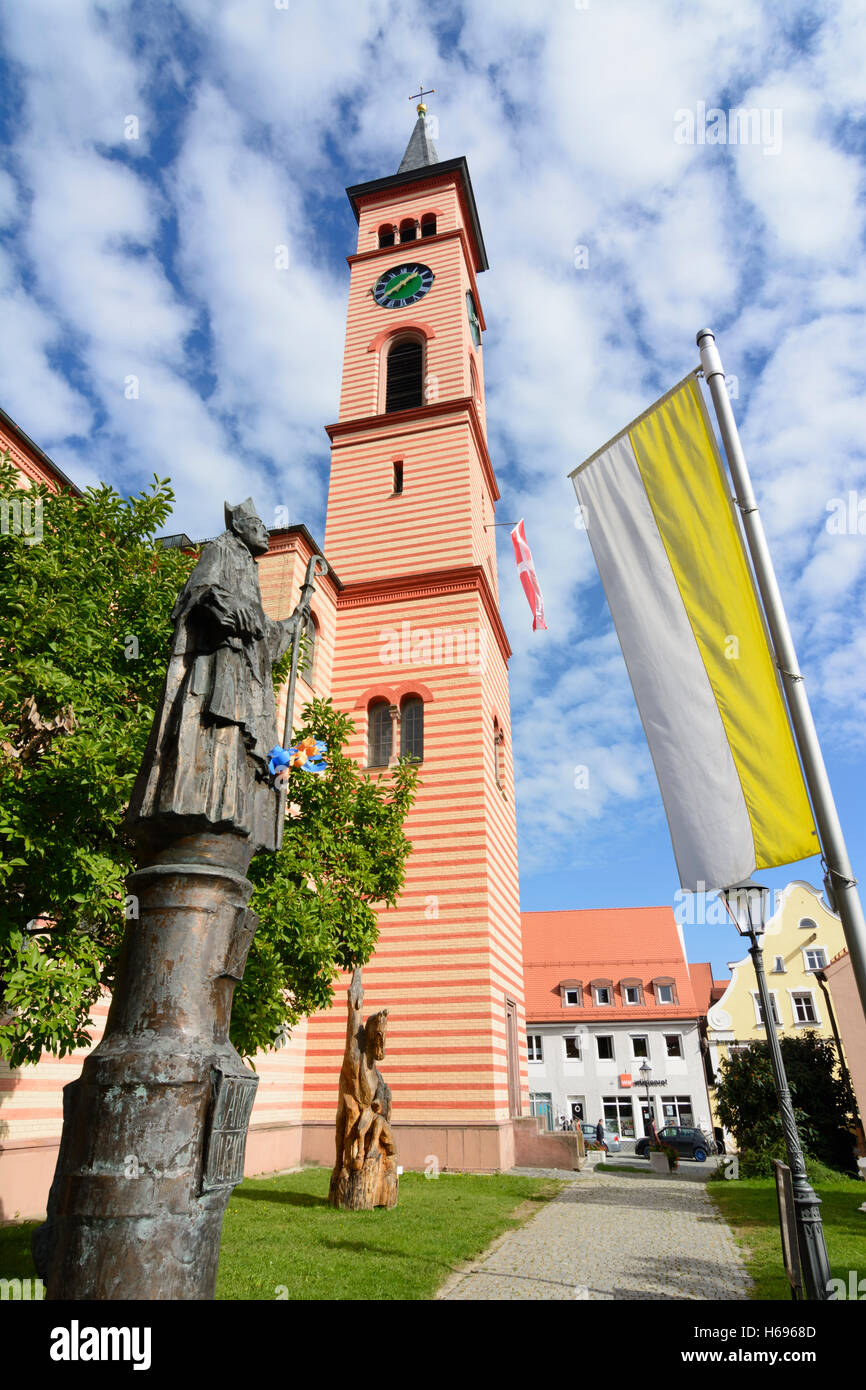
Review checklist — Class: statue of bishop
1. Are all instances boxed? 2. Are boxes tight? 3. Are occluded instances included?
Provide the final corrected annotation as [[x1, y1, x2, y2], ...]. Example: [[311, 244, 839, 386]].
[[126, 497, 295, 855]]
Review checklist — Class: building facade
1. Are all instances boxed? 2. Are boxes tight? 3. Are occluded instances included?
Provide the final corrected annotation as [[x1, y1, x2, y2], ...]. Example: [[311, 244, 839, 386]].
[[522, 907, 714, 1142], [706, 880, 851, 1145]]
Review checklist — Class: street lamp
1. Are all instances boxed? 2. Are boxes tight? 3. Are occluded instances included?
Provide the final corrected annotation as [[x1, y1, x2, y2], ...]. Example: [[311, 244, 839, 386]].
[[720, 879, 832, 1301], [639, 1059, 654, 1141]]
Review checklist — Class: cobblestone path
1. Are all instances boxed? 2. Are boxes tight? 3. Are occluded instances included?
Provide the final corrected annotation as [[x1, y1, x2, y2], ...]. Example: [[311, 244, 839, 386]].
[[438, 1170, 752, 1301]]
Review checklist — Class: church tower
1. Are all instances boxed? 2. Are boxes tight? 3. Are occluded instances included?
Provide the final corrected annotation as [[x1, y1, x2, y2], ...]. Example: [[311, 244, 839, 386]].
[[301, 106, 528, 1169]]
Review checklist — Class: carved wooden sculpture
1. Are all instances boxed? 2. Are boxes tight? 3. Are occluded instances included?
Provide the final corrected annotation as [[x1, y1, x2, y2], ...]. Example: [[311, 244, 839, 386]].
[[329, 967, 398, 1210]]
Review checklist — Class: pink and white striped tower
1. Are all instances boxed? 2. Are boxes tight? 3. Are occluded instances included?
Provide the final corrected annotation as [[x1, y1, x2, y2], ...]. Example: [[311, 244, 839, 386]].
[[300, 109, 528, 1170]]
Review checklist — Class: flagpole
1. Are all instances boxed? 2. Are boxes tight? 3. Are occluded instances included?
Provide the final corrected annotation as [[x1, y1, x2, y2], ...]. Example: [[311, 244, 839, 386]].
[[697, 328, 866, 1022]]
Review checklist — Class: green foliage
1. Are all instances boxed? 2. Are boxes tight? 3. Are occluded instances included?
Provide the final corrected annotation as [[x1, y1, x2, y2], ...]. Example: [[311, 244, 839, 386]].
[[0, 456, 196, 1064], [233, 697, 419, 1058], [714, 1032, 857, 1175]]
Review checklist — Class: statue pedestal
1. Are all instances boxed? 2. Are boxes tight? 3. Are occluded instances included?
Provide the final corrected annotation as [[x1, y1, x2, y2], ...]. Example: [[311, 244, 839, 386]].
[[329, 1150, 399, 1211], [35, 833, 260, 1300]]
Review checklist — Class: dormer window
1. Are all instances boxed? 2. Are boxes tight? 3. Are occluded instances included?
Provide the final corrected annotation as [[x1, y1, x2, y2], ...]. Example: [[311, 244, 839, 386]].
[[652, 977, 677, 1006], [589, 978, 613, 1006], [621, 979, 644, 1006], [559, 980, 582, 1007]]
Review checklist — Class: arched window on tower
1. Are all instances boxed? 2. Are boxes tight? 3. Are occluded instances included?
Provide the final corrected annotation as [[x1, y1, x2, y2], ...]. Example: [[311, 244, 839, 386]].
[[400, 695, 424, 761], [399, 218, 417, 243], [470, 357, 480, 402], [385, 337, 423, 413], [378, 224, 396, 248], [420, 213, 437, 238], [368, 700, 393, 767]]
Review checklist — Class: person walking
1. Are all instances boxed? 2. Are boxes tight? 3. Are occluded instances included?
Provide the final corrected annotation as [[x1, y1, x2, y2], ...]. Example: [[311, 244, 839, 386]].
[[595, 1118, 607, 1153]]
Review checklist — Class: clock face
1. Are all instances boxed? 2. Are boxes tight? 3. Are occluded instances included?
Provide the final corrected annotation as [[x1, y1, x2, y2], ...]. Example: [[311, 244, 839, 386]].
[[373, 262, 434, 309], [466, 290, 481, 347]]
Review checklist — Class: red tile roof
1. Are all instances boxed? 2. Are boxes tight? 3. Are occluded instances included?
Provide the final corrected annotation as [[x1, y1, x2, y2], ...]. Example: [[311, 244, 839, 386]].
[[521, 906, 700, 1024]]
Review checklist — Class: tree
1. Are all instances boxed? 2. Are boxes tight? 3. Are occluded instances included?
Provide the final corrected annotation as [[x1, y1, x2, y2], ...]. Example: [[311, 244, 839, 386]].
[[714, 1032, 857, 1173], [234, 697, 419, 1058], [0, 457, 195, 1063], [0, 456, 419, 1066]]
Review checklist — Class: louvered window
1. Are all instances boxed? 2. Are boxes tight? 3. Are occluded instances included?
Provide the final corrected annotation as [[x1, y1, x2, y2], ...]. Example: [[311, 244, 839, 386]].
[[368, 702, 392, 767], [400, 696, 423, 761], [385, 340, 423, 413]]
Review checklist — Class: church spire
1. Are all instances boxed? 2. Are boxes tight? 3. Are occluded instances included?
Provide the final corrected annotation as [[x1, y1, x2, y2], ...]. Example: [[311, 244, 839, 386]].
[[397, 99, 439, 174]]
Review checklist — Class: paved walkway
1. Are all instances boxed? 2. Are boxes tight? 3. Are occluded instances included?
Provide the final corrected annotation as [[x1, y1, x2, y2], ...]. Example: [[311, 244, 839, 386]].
[[438, 1169, 752, 1301]]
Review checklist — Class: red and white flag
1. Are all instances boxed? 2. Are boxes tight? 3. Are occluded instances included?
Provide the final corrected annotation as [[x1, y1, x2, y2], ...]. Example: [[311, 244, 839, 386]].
[[510, 519, 547, 631]]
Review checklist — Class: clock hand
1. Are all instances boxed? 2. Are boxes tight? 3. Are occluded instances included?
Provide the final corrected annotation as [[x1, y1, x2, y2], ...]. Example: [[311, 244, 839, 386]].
[[389, 273, 416, 293]]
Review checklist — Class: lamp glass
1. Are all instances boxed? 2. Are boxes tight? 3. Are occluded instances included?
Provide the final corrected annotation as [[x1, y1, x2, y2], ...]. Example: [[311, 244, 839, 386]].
[[720, 879, 769, 937]]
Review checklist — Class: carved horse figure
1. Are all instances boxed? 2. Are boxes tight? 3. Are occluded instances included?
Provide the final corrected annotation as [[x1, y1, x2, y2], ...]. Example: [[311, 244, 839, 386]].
[[330, 967, 398, 1208]]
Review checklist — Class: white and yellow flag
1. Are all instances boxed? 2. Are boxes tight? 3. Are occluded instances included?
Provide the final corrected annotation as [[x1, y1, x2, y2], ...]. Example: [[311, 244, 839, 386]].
[[570, 373, 817, 891]]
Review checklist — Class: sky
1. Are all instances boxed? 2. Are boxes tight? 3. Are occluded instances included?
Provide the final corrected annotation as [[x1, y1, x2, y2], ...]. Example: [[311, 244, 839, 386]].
[[1, 0, 865, 980]]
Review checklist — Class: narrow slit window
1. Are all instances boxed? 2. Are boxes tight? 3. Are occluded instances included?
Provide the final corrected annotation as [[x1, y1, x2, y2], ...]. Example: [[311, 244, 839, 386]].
[[393, 459, 403, 494]]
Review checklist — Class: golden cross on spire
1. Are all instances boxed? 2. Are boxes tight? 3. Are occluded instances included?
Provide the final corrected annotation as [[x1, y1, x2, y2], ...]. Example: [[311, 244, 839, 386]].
[[409, 84, 435, 114]]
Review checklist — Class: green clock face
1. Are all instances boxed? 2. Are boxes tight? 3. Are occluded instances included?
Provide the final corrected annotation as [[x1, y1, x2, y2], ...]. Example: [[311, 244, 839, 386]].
[[373, 262, 434, 309], [466, 290, 481, 347]]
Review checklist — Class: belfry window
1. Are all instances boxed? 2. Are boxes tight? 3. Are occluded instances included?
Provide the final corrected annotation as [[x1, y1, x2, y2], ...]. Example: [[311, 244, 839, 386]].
[[399, 218, 417, 243], [420, 213, 437, 238], [385, 338, 423, 413], [378, 224, 396, 248], [368, 701, 392, 767], [400, 696, 424, 761]]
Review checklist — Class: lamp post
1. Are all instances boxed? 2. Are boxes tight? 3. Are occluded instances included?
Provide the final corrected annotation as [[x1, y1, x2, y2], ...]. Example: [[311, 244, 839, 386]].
[[639, 1059, 654, 1141], [720, 880, 832, 1301]]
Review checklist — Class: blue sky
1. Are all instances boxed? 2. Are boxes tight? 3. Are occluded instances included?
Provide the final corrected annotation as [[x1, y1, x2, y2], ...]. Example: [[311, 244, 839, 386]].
[[2, 1, 865, 979]]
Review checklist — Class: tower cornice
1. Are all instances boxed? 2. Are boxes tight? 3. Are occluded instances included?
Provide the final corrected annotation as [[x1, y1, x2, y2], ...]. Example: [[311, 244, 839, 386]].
[[345, 157, 488, 272], [324, 397, 500, 503]]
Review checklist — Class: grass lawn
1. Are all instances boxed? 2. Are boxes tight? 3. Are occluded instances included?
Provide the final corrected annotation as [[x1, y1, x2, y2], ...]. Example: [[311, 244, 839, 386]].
[[216, 1167, 562, 1300], [0, 1168, 562, 1301], [708, 1175, 866, 1299]]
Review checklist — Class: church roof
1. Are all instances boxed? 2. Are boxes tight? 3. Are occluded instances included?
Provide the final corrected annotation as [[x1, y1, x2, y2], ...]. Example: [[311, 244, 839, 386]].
[[397, 111, 439, 173]]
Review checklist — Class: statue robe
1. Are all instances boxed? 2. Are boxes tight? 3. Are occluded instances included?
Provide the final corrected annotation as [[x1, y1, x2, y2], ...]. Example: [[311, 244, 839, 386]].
[[126, 531, 292, 852]]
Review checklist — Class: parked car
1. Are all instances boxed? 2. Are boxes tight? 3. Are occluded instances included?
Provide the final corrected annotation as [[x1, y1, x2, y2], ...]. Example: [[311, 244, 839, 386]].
[[634, 1126, 716, 1162], [579, 1122, 622, 1154]]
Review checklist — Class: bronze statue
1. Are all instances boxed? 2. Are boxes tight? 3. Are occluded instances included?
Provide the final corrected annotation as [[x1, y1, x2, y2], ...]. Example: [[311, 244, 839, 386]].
[[34, 499, 299, 1300], [126, 498, 295, 853], [329, 967, 398, 1210]]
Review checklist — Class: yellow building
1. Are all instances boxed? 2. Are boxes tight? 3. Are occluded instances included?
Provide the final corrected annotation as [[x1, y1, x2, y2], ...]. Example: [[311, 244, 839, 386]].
[[706, 881, 849, 1146]]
